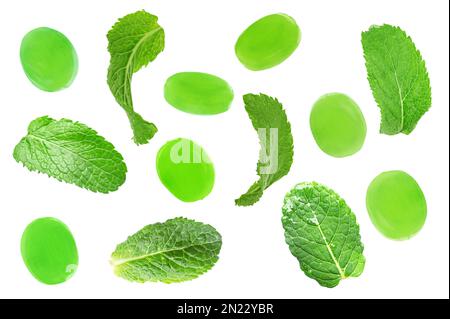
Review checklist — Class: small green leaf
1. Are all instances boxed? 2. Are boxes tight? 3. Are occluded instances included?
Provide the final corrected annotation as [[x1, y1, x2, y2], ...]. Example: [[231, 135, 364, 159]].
[[107, 10, 165, 145], [282, 182, 365, 288], [362, 24, 432, 135], [236, 93, 294, 206], [111, 218, 222, 283], [14, 116, 127, 193]]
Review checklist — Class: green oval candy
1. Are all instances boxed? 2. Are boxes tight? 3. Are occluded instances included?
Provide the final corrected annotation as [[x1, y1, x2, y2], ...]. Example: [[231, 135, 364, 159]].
[[164, 72, 234, 115], [156, 138, 215, 202], [235, 13, 301, 71], [20, 27, 78, 92], [310, 93, 367, 157], [366, 171, 427, 240], [21, 217, 78, 285]]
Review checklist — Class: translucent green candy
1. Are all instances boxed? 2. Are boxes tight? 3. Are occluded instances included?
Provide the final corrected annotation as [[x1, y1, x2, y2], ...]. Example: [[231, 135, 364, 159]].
[[156, 138, 215, 202], [235, 13, 301, 71], [164, 72, 234, 115], [366, 171, 427, 240], [21, 217, 78, 285], [310, 93, 367, 157], [20, 27, 78, 92]]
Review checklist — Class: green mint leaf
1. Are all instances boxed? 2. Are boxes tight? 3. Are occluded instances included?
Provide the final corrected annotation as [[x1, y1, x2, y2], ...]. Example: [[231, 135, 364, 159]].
[[111, 218, 222, 283], [362, 24, 432, 135], [236, 93, 294, 206], [13, 116, 127, 193], [107, 10, 165, 145], [282, 182, 365, 288]]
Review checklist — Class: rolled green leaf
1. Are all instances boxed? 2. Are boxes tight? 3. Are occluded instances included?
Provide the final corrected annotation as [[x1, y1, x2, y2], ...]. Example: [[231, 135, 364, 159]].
[[107, 10, 165, 145]]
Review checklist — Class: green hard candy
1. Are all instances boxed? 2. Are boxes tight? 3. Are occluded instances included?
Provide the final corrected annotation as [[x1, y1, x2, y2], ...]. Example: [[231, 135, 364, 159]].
[[20, 27, 78, 92], [235, 13, 301, 71], [164, 72, 234, 115], [156, 138, 215, 202], [21, 217, 78, 285], [366, 171, 427, 240], [310, 93, 367, 157]]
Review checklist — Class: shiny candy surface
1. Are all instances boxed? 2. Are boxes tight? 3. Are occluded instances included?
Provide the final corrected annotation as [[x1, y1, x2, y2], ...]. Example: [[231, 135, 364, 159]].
[[235, 13, 301, 71], [21, 217, 78, 285], [164, 72, 234, 115], [156, 138, 215, 202], [366, 171, 427, 240], [310, 93, 367, 157], [20, 27, 78, 92]]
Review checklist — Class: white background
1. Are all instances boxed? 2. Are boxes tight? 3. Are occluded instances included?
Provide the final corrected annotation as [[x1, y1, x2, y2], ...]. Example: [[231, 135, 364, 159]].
[[0, 0, 448, 299]]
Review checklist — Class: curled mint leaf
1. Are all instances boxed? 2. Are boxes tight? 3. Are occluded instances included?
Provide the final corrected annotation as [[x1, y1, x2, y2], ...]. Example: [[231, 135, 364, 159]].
[[13, 116, 127, 193], [282, 182, 365, 288], [111, 218, 222, 283], [362, 24, 432, 135], [236, 93, 294, 206], [107, 10, 165, 145]]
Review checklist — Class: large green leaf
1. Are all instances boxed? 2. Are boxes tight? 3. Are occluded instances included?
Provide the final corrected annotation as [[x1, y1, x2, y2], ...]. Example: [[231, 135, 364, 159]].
[[14, 116, 127, 193], [282, 182, 365, 288], [111, 218, 222, 283], [362, 24, 431, 135]]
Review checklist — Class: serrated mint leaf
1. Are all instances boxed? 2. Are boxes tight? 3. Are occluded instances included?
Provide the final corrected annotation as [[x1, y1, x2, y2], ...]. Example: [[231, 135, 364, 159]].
[[14, 116, 127, 193], [236, 93, 294, 206], [107, 10, 165, 145], [282, 182, 365, 288], [362, 24, 432, 135], [111, 218, 222, 283]]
